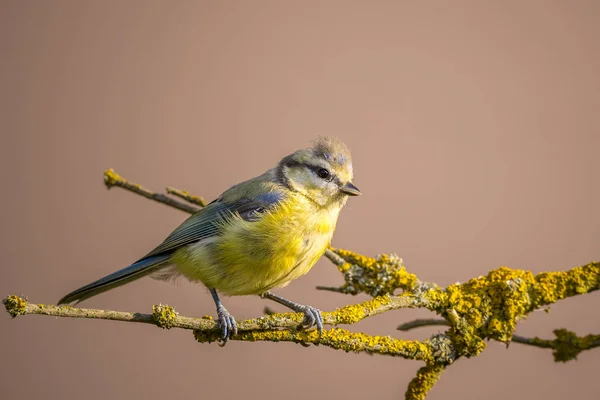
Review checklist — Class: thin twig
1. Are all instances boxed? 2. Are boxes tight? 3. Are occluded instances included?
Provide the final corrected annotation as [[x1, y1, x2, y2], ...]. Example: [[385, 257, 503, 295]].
[[512, 330, 600, 362], [314, 285, 348, 293], [398, 319, 449, 331], [323, 248, 347, 266], [511, 334, 554, 348], [103, 169, 200, 214], [165, 187, 207, 207]]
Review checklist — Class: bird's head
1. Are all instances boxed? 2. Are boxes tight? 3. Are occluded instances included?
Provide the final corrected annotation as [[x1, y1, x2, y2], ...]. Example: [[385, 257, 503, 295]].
[[276, 137, 360, 207]]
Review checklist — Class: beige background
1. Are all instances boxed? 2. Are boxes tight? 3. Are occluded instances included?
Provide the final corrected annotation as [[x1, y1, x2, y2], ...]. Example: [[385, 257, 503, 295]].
[[1, 1, 599, 399]]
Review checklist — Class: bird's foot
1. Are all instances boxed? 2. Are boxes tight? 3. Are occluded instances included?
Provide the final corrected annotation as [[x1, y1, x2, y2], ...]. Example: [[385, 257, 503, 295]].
[[260, 292, 324, 338], [216, 306, 237, 346], [291, 304, 324, 336]]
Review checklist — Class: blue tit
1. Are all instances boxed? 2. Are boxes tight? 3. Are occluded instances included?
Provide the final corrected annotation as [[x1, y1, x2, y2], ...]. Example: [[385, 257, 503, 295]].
[[58, 137, 360, 341]]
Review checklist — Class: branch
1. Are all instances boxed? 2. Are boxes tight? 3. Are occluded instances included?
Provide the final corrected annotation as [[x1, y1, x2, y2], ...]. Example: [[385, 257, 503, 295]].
[[2, 295, 454, 362], [405, 363, 446, 400], [3, 293, 430, 331], [512, 330, 600, 362], [103, 169, 200, 214], [165, 186, 207, 207], [193, 329, 452, 362], [398, 319, 449, 331], [397, 318, 600, 362]]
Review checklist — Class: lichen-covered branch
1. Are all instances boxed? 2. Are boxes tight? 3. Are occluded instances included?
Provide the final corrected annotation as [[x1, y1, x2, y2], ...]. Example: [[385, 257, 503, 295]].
[[194, 328, 453, 362], [317, 248, 423, 296], [421, 263, 600, 359], [405, 364, 446, 400], [2, 295, 455, 362], [3, 295, 216, 330], [512, 330, 600, 362], [397, 318, 600, 363], [3, 294, 430, 333], [4, 169, 599, 400]]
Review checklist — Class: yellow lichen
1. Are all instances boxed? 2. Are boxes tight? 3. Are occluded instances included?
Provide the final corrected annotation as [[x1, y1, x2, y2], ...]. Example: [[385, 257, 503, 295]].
[[331, 295, 393, 324], [194, 327, 435, 361], [551, 329, 600, 362], [3, 295, 28, 318], [532, 262, 600, 306], [103, 168, 123, 187], [405, 364, 445, 400], [421, 262, 600, 358], [152, 304, 178, 329], [330, 248, 418, 296], [424, 267, 536, 357]]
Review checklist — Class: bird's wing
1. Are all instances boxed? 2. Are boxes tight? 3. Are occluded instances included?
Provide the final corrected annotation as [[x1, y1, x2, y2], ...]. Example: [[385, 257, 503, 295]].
[[139, 190, 284, 260]]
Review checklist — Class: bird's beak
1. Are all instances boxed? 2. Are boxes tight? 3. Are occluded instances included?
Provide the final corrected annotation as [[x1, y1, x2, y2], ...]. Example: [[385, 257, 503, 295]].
[[341, 182, 361, 196]]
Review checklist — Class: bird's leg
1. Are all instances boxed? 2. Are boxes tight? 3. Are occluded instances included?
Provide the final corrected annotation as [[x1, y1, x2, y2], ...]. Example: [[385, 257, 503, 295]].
[[210, 288, 237, 344], [260, 292, 324, 335]]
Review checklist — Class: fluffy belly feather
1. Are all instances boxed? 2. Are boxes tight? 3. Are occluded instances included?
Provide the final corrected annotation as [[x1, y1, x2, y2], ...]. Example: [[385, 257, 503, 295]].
[[172, 198, 339, 296]]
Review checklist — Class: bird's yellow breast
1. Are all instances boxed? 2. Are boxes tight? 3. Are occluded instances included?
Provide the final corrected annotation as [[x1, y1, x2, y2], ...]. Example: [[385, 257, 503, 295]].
[[173, 194, 341, 296]]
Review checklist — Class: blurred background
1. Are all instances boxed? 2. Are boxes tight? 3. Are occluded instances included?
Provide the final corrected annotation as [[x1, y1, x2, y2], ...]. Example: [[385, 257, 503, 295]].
[[1, 1, 599, 399]]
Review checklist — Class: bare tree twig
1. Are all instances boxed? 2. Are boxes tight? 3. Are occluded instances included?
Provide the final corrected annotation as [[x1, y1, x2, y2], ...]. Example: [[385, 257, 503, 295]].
[[165, 186, 207, 207], [398, 319, 449, 331], [103, 169, 200, 214]]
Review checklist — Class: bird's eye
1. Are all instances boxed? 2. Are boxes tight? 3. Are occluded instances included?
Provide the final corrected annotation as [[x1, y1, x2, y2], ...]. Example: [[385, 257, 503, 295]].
[[317, 168, 330, 179]]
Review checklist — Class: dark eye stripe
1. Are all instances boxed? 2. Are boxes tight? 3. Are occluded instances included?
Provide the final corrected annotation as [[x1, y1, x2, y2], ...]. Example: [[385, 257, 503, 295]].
[[278, 156, 340, 185]]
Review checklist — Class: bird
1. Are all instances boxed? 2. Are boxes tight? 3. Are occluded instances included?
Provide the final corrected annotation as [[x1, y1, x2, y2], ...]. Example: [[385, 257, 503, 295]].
[[58, 137, 360, 342]]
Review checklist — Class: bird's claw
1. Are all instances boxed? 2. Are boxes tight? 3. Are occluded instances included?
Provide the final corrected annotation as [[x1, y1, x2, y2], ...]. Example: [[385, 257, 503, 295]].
[[216, 306, 237, 346], [296, 305, 324, 336]]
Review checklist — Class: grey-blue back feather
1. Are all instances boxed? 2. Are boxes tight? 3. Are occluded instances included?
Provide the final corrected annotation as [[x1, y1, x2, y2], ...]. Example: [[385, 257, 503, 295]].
[[140, 201, 234, 259], [140, 190, 284, 260]]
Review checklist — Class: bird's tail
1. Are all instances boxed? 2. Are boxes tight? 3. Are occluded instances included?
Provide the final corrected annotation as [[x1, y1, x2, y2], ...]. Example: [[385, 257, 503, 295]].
[[57, 254, 172, 305]]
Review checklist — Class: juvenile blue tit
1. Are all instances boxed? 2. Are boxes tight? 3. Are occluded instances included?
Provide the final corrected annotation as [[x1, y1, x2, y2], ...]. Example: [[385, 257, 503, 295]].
[[58, 137, 360, 341]]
